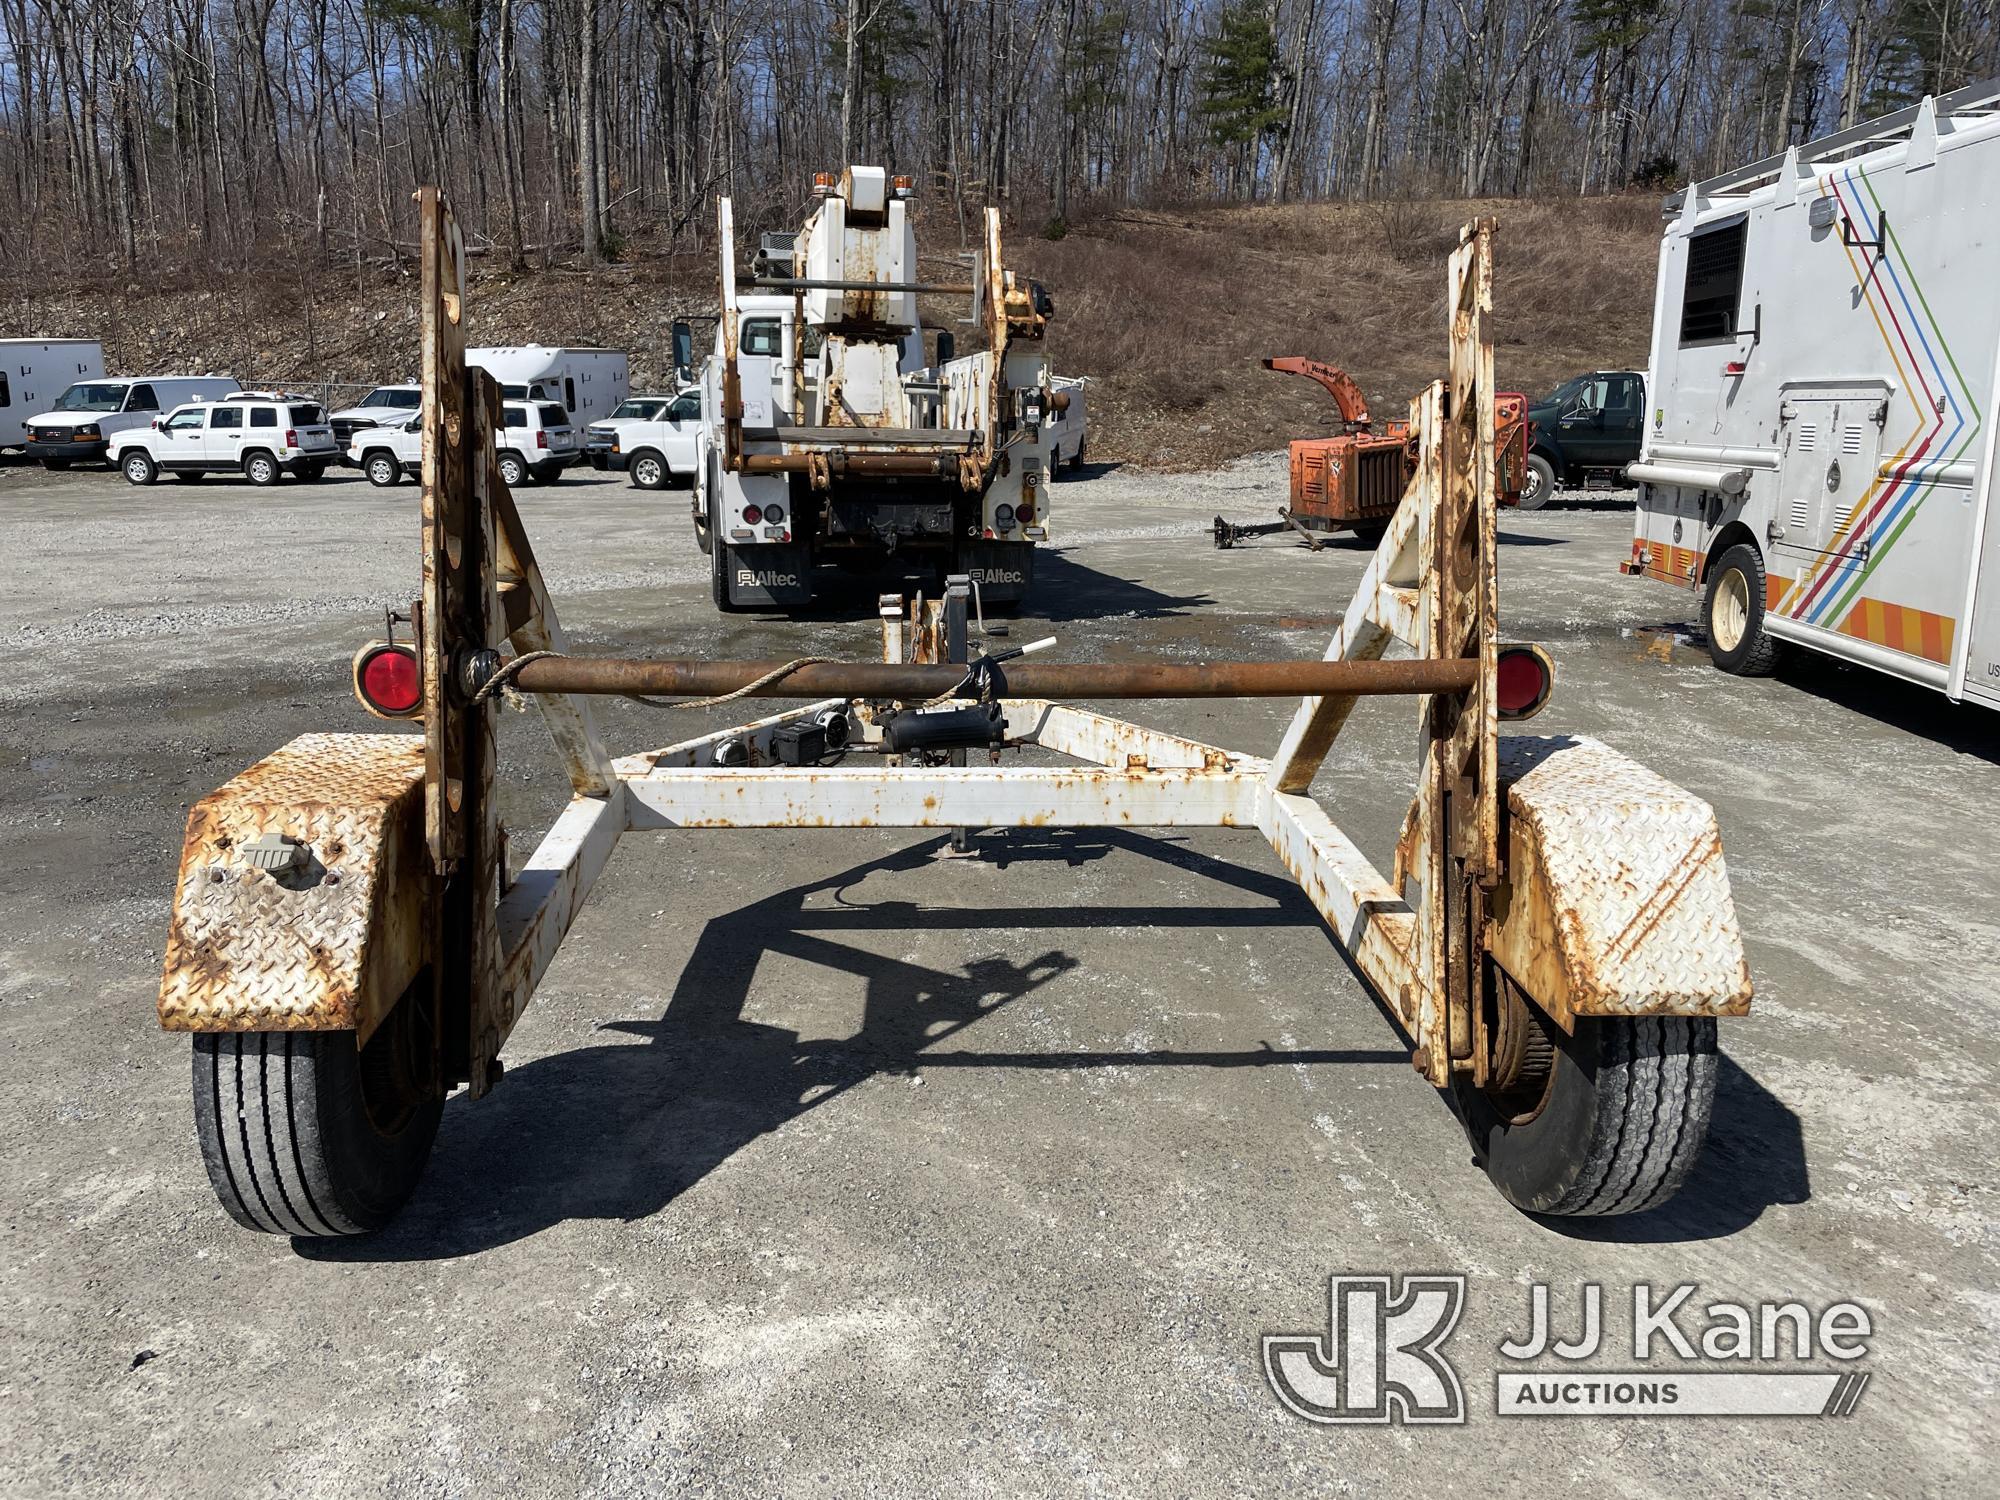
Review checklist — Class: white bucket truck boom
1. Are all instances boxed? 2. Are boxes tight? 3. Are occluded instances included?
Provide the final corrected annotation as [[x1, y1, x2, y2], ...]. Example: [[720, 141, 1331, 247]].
[[695, 166, 1063, 612]]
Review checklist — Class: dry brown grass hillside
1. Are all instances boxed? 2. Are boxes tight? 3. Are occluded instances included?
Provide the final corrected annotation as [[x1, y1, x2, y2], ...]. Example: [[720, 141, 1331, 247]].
[[4, 196, 1663, 471]]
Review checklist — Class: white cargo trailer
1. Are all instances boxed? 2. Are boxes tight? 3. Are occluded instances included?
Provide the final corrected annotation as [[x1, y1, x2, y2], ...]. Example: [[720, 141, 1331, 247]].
[[466, 345, 629, 430], [0, 340, 104, 452], [1628, 79, 2000, 711]]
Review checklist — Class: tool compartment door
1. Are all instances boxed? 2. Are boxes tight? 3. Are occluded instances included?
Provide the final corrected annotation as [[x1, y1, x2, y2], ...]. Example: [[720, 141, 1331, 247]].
[[1771, 388, 1885, 582]]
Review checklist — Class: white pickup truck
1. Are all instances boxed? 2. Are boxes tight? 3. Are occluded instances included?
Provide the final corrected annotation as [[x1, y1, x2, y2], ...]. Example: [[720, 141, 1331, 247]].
[[588, 389, 701, 489]]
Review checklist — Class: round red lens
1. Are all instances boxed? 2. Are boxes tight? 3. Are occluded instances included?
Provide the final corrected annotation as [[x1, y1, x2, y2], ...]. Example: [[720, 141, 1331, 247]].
[[1495, 648, 1548, 717], [743, 504, 763, 524], [361, 648, 421, 714]]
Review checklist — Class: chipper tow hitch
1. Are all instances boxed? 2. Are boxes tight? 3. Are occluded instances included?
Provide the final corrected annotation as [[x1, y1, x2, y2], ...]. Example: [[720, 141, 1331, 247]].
[[158, 195, 1751, 1237]]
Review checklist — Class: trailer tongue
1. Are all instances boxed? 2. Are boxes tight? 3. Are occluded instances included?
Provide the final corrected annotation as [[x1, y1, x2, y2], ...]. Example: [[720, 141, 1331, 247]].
[[157, 194, 1751, 1238]]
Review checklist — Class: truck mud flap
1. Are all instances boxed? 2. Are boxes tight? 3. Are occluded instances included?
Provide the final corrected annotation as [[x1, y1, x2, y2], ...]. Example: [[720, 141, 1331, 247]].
[[961, 540, 1034, 604], [721, 541, 815, 608]]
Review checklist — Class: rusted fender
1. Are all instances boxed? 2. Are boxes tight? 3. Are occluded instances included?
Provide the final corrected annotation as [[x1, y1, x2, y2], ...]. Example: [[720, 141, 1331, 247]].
[[158, 734, 431, 1044], [1485, 735, 1753, 1026]]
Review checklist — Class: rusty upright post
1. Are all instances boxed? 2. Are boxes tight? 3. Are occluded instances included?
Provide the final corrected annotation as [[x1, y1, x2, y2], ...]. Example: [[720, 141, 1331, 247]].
[[419, 188, 505, 1097]]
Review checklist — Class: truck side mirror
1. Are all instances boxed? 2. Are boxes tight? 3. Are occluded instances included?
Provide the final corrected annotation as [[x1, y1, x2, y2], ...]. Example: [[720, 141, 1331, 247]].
[[935, 330, 955, 367], [671, 321, 694, 382]]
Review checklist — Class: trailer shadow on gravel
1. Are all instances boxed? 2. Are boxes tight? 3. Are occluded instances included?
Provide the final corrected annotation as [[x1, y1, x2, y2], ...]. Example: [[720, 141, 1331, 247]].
[[296, 828, 1414, 1263], [295, 825, 1806, 1262]]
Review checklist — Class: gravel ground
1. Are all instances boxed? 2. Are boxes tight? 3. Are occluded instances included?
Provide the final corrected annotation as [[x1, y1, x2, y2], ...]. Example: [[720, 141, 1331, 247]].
[[0, 455, 1994, 1497]]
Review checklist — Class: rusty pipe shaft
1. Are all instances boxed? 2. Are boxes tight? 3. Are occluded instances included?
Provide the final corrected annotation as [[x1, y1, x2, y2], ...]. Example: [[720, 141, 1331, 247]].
[[507, 656, 1478, 701]]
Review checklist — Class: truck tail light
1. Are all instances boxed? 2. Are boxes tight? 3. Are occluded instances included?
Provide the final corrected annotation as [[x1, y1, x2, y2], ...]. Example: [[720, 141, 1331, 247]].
[[1016, 499, 1034, 523], [1495, 643, 1554, 721], [285, 429, 298, 448], [763, 502, 785, 525], [352, 642, 422, 719], [743, 503, 763, 524]]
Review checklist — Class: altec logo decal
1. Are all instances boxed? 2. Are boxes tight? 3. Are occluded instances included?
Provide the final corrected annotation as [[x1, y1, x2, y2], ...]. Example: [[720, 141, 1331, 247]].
[[1264, 1277, 1875, 1424], [969, 568, 1025, 584], [736, 570, 800, 588]]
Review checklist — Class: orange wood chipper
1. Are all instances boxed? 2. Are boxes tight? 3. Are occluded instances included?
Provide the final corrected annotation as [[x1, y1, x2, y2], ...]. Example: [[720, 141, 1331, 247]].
[[1215, 357, 1528, 549]]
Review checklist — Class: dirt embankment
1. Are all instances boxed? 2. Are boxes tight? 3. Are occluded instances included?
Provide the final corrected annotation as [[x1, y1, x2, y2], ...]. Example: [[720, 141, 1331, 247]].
[[3, 196, 1662, 469]]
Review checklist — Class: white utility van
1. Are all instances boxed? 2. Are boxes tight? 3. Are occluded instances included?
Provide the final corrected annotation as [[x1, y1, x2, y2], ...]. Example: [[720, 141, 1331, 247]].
[[1628, 78, 2000, 711], [25, 373, 235, 469], [1, 340, 104, 451], [467, 346, 628, 430]]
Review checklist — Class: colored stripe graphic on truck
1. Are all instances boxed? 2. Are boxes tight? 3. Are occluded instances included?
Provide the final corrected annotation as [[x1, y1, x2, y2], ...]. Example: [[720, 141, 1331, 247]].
[[1774, 166, 1981, 649]]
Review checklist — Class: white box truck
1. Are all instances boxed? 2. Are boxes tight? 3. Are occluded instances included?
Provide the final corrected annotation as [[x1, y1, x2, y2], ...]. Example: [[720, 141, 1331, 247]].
[[1, 340, 104, 452], [466, 346, 629, 435], [1628, 78, 2000, 711]]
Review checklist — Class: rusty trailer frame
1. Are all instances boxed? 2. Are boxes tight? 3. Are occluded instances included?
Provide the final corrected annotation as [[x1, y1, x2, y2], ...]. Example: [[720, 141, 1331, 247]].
[[158, 193, 1751, 1238]]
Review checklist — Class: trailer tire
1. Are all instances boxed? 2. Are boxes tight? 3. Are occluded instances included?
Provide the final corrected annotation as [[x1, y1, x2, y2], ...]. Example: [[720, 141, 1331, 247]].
[[1703, 543, 1782, 675], [629, 449, 668, 490], [1456, 1008, 1718, 1217], [122, 451, 158, 486], [364, 451, 401, 487], [1518, 453, 1556, 510], [190, 986, 443, 1237]]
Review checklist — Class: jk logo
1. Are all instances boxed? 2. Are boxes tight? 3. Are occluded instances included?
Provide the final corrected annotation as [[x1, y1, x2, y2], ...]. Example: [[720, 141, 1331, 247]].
[[1263, 1275, 1467, 1424]]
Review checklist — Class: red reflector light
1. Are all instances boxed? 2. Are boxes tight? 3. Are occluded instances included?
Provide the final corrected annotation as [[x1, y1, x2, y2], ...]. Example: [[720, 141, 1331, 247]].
[[1495, 644, 1554, 721], [352, 643, 422, 719], [743, 503, 763, 524], [1017, 499, 1034, 523], [1724, 360, 1747, 375]]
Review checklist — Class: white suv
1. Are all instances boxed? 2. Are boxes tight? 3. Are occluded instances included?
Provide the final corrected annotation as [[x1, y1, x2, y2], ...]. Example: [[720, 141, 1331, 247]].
[[110, 394, 339, 486], [499, 400, 578, 485], [589, 389, 701, 489], [349, 415, 423, 487]]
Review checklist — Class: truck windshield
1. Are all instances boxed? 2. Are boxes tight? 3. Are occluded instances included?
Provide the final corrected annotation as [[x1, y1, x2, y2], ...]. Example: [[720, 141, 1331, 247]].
[[1547, 375, 1607, 410], [53, 382, 128, 413], [611, 399, 668, 420], [361, 389, 419, 409]]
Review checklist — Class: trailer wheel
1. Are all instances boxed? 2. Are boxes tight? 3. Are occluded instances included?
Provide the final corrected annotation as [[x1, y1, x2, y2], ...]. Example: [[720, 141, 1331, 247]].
[[191, 982, 443, 1237], [629, 449, 668, 490], [1518, 453, 1556, 510], [1455, 977, 1718, 1216], [1703, 543, 1782, 675]]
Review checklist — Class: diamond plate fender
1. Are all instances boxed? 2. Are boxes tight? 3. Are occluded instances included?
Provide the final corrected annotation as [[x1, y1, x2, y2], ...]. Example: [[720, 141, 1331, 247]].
[[158, 733, 431, 1043], [1485, 736, 1752, 1025]]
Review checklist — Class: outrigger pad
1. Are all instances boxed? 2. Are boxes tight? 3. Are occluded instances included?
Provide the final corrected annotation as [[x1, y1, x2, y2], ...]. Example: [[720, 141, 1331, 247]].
[[1487, 735, 1753, 1024], [158, 734, 429, 1043]]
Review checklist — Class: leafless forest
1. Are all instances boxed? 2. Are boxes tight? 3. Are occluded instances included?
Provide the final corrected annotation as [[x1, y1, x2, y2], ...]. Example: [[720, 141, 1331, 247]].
[[2, 0, 1995, 274]]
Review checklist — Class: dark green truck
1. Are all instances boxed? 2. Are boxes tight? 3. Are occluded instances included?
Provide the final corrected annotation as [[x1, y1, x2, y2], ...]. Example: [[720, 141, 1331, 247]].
[[1520, 369, 1645, 508]]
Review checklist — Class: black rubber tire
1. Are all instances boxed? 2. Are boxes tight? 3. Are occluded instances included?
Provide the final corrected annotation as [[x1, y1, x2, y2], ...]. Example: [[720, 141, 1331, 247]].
[[630, 449, 669, 490], [1456, 1013, 1718, 1217], [364, 451, 401, 487], [300, 461, 328, 482], [1069, 439, 1085, 473], [172, 471, 206, 484], [1703, 542, 1782, 676], [121, 451, 158, 486], [531, 461, 562, 484], [191, 996, 443, 1237], [243, 451, 280, 487], [42, 458, 72, 472], [1519, 453, 1556, 510], [498, 452, 527, 488], [1349, 518, 1390, 547]]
